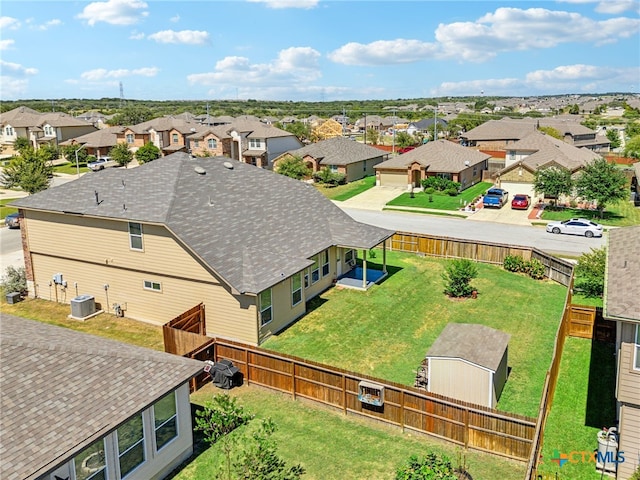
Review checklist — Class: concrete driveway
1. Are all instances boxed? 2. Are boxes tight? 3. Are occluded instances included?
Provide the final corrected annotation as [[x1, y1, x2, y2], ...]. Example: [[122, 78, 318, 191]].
[[471, 204, 534, 226], [338, 186, 406, 210]]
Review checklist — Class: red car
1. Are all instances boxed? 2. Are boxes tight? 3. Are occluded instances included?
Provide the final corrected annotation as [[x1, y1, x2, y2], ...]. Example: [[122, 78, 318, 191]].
[[511, 194, 531, 210]]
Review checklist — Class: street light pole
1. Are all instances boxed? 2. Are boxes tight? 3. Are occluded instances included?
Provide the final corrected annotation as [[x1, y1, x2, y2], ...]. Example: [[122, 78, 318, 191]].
[[74, 144, 86, 178]]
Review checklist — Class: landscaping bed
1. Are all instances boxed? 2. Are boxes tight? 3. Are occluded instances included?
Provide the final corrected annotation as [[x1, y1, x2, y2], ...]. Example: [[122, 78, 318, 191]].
[[386, 182, 492, 211]]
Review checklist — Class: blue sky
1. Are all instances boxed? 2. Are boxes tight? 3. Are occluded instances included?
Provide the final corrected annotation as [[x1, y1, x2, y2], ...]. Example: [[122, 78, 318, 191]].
[[1, 0, 639, 101]]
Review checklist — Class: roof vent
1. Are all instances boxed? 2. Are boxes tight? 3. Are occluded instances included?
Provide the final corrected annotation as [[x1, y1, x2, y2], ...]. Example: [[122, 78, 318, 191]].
[[223, 161, 234, 170], [194, 166, 206, 175]]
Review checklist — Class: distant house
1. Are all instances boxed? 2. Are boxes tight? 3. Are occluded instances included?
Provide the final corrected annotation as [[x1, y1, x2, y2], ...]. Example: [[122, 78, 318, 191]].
[[0, 313, 203, 480], [273, 136, 388, 182], [116, 117, 198, 155], [12, 153, 394, 345], [59, 125, 124, 159], [406, 118, 449, 137], [374, 139, 490, 190], [603, 226, 640, 479], [425, 323, 510, 409]]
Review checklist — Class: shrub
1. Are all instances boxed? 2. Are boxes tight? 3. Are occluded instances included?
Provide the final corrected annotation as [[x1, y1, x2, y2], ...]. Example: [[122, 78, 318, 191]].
[[313, 167, 345, 186], [574, 247, 606, 298], [194, 393, 254, 445], [446, 187, 458, 196], [424, 187, 435, 195], [525, 258, 545, 280], [1, 266, 27, 294], [396, 452, 458, 480], [442, 259, 478, 298], [421, 177, 460, 193], [503, 255, 526, 273]]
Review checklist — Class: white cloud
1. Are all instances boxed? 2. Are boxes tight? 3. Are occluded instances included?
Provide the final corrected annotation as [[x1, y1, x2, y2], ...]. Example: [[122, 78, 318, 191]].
[[80, 67, 159, 81], [328, 39, 439, 66], [0, 39, 15, 50], [558, 0, 640, 14], [129, 31, 145, 40], [170, 14, 180, 23], [187, 47, 322, 93], [435, 7, 640, 61], [0, 16, 21, 29], [247, 0, 318, 9], [147, 30, 210, 45], [1, 59, 38, 77], [76, 0, 148, 26], [32, 19, 62, 31], [0, 77, 30, 99], [431, 64, 639, 96]]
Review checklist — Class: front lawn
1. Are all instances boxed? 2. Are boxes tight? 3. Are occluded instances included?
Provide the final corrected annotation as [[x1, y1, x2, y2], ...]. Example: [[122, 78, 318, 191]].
[[173, 384, 525, 480], [387, 182, 492, 211], [538, 337, 616, 479], [52, 161, 90, 175], [1, 198, 19, 219], [315, 175, 376, 201], [541, 199, 640, 227], [264, 251, 567, 418]]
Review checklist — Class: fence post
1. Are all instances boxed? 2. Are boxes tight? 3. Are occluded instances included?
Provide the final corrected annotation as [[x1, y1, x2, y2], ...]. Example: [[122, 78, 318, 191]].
[[464, 408, 469, 449], [292, 360, 296, 400], [245, 346, 250, 386]]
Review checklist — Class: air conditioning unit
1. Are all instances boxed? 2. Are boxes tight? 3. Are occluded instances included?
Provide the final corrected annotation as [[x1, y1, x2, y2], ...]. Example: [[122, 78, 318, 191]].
[[71, 294, 96, 318]]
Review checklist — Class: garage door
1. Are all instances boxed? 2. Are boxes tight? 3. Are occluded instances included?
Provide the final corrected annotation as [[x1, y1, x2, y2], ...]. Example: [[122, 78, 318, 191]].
[[499, 182, 536, 201], [379, 171, 407, 187]]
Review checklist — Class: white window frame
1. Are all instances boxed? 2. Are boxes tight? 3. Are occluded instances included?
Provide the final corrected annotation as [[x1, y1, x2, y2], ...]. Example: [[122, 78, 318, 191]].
[[259, 289, 272, 326], [344, 249, 354, 264], [128, 222, 143, 251], [292, 273, 302, 306], [116, 413, 146, 479], [172, 133, 179, 144], [208, 138, 217, 149], [249, 138, 262, 149], [143, 280, 161, 292], [126, 133, 134, 144], [311, 255, 320, 284], [329, 165, 338, 172], [634, 325, 640, 371], [153, 391, 178, 452], [5, 126, 14, 136], [193, 140, 199, 148], [322, 250, 330, 277]]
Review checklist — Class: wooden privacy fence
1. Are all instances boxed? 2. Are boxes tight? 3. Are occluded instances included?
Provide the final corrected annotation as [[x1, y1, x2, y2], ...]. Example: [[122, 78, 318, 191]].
[[163, 303, 206, 356], [387, 232, 574, 286]]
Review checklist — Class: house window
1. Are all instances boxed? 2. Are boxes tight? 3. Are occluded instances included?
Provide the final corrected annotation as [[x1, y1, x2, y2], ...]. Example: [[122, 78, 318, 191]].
[[129, 222, 143, 251], [363, 160, 367, 172], [193, 140, 200, 148], [143, 280, 161, 292], [259, 289, 272, 326], [44, 125, 54, 136], [117, 414, 145, 478], [126, 134, 134, 144], [154, 391, 178, 451], [329, 165, 338, 172], [635, 325, 640, 370], [208, 138, 217, 149], [172, 133, 179, 144], [304, 270, 309, 288], [5, 126, 13, 136], [344, 249, 354, 264], [322, 250, 330, 277], [249, 138, 262, 149], [292, 273, 302, 306], [311, 255, 320, 284], [74, 438, 107, 480]]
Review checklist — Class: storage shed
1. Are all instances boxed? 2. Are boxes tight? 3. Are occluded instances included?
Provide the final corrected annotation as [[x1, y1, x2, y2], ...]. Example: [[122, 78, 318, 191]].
[[425, 323, 510, 408]]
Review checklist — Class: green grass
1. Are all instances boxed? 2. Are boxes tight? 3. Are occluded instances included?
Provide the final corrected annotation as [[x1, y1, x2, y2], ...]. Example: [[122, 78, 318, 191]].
[[172, 384, 525, 480], [541, 199, 640, 227], [382, 207, 468, 218], [316, 175, 376, 201], [387, 182, 492, 211], [52, 161, 90, 175], [1, 198, 19, 219], [537, 337, 616, 479], [264, 251, 567, 417]]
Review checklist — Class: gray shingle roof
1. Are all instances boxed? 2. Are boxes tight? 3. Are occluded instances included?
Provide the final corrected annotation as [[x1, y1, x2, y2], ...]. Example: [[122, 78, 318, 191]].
[[13, 154, 394, 294], [604, 226, 640, 323], [374, 140, 490, 172], [0, 313, 203, 480], [285, 136, 387, 166], [426, 323, 510, 371], [461, 119, 536, 141]]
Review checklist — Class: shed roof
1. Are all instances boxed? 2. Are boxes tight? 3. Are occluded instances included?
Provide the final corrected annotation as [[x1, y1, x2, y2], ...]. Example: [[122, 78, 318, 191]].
[[426, 323, 510, 372], [604, 225, 640, 323], [0, 313, 203, 480]]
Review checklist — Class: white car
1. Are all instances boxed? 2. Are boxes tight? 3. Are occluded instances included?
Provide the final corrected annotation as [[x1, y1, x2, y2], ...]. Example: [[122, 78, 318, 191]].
[[545, 218, 603, 238], [88, 157, 114, 171]]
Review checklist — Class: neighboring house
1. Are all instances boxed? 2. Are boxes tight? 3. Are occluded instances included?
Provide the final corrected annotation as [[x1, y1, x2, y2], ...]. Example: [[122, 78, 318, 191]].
[[273, 136, 387, 182], [0, 313, 203, 480], [497, 130, 601, 200], [0, 106, 97, 156], [603, 226, 640, 480], [406, 118, 449, 137], [374, 139, 490, 190], [354, 115, 383, 133], [12, 153, 394, 345], [59, 125, 125, 159], [117, 117, 198, 155], [425, 323, 510, 409], [76, 110, 111, 128], [186, 126, 227, 157]]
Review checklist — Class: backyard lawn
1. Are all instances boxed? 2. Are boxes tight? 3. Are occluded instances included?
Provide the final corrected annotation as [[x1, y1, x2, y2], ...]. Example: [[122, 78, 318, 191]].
[[537, 337, 617, 479], [315, 175, 376, 201], [540, 199, 640, 227], [386, 181, 492, 211], [172, 384, 525, 480], [264, 251, 568, 418]]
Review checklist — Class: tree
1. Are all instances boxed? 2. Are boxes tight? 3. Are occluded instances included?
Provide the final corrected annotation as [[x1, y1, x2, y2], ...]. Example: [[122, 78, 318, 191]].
[[605, 129, 621, 149], [61, 144, 89, 165], [568, 104, 580, 114], [108, 105, 154, 125], [396, 452, 458, 480], [194, 393, 254, 445], [280, 121, 311, 143], [12, 136, 30, 154], [275, 156, 311, 180], [575, 157, 627, 217], [624, 135, 640, 159], [538, 126, 562, 139], [574, 247, 606, 298], [442, 258, 478, 298], [109, 142, 133, 167], [626, 121, 640, 139], [395, 131, 415, 148], [0, 147, 52, 194], [1, 266, 27, 295], [365, 128, 379, 145], [532, 167, 574, 205], [135, 142, 161, 164]]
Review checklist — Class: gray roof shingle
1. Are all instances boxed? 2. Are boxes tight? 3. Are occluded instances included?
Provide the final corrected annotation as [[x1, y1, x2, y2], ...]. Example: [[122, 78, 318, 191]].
[[285, 136, 387, 166], [13, 154, 394, 294], [604, 226, 640, 323], [0, 314, 203, 480], [374, 140, 490, 172]]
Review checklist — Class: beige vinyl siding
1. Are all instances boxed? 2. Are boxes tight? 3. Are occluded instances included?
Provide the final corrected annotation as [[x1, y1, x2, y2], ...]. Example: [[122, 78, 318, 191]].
[[428, 358, 492, 408], [304, 248, 335, 299], [259, 275, 306, 343], [617, 342, 640, 406], [379, 170, 407, 187], [618, 405, 640, 480]]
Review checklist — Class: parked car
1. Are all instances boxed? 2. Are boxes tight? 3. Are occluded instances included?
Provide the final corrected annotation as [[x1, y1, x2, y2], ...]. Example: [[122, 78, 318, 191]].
[[482, 188, 509, 208], [545, 218, 603, 238], [511, 194, 531, 210], [88, 156, 115, 171], [4, 212, 20, 229]]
